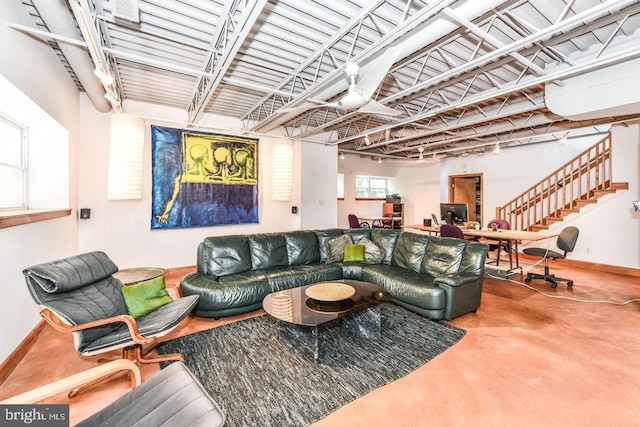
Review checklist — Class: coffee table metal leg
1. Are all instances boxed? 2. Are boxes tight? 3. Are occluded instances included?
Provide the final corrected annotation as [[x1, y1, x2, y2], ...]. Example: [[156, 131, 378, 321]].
[[340, 306, 381, 339], [278, 307, 381, 364], [278, 321, 332, 364]]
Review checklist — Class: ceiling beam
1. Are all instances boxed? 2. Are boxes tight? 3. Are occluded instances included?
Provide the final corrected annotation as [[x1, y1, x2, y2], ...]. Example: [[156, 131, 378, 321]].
[[187, 0, 270, 123]]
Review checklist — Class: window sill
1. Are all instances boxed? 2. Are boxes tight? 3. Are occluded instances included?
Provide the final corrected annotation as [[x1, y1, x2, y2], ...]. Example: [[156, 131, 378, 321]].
[[0, 209, 72, 229]]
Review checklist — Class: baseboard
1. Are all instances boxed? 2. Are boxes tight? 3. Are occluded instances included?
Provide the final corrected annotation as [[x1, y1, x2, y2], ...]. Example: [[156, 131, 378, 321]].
[[0, 320, 48, 386], [519, 254, 639, 278]]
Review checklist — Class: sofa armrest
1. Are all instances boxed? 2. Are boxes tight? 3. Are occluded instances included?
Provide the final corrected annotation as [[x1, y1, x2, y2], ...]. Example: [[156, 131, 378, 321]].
[[434, 273, 480, 288]]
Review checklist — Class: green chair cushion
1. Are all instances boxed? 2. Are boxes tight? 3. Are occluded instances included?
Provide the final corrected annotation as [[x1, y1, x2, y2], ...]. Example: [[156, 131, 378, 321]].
[[343, 244, 365, 262], [121, 276, 173, 319]]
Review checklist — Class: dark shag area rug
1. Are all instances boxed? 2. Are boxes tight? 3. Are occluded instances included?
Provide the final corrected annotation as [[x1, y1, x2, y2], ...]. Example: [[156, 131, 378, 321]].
[[158, 303, 465, 427]]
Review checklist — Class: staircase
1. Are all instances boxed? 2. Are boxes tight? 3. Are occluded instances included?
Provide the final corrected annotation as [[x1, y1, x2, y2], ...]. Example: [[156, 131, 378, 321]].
[[496, 134, 628, 231]]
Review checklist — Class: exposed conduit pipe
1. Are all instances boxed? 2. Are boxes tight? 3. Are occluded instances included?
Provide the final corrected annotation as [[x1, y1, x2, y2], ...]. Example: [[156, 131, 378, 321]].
[[32, 0, 111, 112]]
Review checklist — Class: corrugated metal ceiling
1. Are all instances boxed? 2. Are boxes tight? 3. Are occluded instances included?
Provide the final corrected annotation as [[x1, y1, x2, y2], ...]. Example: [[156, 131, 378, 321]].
[[16, 0, 640, 161]]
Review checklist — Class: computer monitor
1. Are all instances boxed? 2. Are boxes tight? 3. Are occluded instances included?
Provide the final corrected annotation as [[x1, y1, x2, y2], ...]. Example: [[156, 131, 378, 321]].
[[440, 203, 468, 224]]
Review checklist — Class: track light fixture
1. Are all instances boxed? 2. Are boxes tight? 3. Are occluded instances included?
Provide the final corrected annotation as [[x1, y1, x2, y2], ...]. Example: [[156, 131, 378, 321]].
[[416, 147, 425, 163], [94, 66, 114, 85], [364, 134, 372, 145], [560, 132, 569, 144], [493, 143, 500, 154]]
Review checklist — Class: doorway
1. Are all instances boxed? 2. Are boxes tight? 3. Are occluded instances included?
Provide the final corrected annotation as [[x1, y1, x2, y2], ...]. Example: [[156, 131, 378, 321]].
[[449, 174, 483, 224]]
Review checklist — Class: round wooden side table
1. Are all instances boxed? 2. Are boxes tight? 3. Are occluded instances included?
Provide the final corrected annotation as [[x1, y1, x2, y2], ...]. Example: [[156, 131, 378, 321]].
[[113, 267, 167, 286]]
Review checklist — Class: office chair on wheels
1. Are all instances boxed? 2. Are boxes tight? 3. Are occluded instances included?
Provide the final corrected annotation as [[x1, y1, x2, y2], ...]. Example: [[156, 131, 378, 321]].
[[523, 226, 579, 288]]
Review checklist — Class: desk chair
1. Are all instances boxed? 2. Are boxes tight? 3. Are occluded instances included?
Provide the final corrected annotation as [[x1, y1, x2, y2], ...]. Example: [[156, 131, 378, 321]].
[[440, 224, 465, 239], [480, 219, 511, 267], [380, 212, 394, 229], [523, 226, 579, 288], [348, 214, 369, 228]]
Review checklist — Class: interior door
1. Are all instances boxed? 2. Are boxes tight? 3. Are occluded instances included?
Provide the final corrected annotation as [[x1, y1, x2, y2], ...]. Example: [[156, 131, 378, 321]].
[[449, 174, 482, 224]]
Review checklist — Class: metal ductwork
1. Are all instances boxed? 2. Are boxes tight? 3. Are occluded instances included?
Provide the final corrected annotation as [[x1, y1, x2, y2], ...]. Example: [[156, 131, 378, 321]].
[[32, 0, 111, 112]]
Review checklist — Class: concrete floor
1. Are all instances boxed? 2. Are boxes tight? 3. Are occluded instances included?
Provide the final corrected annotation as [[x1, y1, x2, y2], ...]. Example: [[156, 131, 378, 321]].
[[1, 261, 639, 426]]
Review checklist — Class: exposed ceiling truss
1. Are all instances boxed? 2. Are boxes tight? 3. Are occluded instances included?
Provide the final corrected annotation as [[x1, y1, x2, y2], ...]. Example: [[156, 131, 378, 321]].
[[14, 0, 640, 161]]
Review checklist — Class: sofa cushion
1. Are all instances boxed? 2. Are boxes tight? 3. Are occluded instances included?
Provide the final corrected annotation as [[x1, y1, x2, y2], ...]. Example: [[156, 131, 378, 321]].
[[457, 241, 489, 275], [265, 264, 343, 292], [343, 244, 365, 262], [249, 234, 289, 270], [362, 264, 445, 310], [370, 229, 400, 265], [422, 237, 467, 276], [391, 232, 429, 272], [315, 229, 345, 262], [325, 234, 353, 263], [342, 228, 371, 243], [283, 231, 320, 265], [359, 237, 385, 264], [181, 270, 271, 312], [202, 236, 252, 276]]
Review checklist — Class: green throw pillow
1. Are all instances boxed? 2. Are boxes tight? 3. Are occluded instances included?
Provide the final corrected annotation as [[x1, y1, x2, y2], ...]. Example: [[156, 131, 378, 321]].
[[121, 276, 172, 319], [343, 244, 365, 262]]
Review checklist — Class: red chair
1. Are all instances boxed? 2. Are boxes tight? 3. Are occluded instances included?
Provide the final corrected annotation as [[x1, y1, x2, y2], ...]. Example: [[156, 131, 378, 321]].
[[439, 224, 465, 239], [480, 219, 511, 266], [348, 214, 369, 228]]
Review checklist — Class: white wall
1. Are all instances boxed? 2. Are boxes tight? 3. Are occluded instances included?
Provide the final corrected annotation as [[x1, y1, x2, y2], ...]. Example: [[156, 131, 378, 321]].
[[441, 126, 640, 269], [335, 126, 639, 269], [78, 99, 305, 268], [337, 153, 405, 228], [300, 142, 339, 230], [0, 2, 81, 363]]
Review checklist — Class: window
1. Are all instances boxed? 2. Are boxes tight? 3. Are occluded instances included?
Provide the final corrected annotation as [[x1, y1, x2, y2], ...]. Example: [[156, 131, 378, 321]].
[[0, 74, 70, 228], [0, 115, 26, 209], [356, 176, 388, 199]]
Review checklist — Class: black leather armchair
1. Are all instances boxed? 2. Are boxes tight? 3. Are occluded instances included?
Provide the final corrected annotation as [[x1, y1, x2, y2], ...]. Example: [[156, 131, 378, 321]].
[[23, 251, 199, 396]]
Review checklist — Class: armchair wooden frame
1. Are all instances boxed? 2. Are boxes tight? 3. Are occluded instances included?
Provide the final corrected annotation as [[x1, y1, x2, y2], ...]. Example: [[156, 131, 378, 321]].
[[39, 307, 184, 398], [1, 359, 141, 404]]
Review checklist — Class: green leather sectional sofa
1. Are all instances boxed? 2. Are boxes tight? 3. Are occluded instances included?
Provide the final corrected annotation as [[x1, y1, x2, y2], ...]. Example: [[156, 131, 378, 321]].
[[180, 228, 489, 321]]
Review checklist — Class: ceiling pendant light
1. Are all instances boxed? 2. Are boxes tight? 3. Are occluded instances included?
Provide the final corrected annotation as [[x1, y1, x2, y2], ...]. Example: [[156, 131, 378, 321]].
[[493, 143, 500, 154], [364, 134, 372, 145], [416, 147, 425, 163]]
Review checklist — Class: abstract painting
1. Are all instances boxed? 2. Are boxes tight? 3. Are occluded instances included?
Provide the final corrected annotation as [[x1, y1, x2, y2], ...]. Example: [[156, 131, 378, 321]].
[[151, 125, 258, 229]]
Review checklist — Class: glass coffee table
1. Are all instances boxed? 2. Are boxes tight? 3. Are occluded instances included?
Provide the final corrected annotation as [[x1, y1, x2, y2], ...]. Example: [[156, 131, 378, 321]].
[[262, 280, 391, 363]]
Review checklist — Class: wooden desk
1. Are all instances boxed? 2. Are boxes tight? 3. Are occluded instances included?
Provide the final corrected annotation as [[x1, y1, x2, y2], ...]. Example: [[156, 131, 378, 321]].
[[113, 267, 167, 285], [358, 216, 401, 228], [404, 224, 440, 235], [461, 229, 559, 272]]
